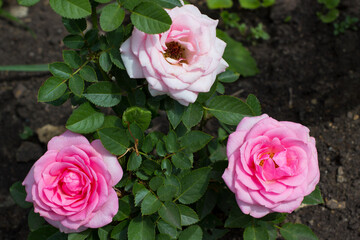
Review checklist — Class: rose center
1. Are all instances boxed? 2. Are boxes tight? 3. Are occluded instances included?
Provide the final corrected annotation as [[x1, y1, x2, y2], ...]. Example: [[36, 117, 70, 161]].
[[164, 41, 185, 61], [259, 152, 279, 168], [60, 171, 82, 195]]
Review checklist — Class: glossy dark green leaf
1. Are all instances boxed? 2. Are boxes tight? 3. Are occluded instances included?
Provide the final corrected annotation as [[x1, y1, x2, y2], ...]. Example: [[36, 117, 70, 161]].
[[157, 220, 178, 239], [28, 209, 45, 231], [165, 99, 185, 129], [302, 186, 324, 205], [239, 0, 261, 9], [79, 65, 98, 82], [141, 192, 162, 215], [49, 0, 91, 19], [172, 152, 192, 170], [182, 103, 203, 129], [246, 94, 262, 116], [98, 127, 129, 155], [69, 74, 84, 96], [179, 225, 203, 240], [178, 204, 199, 226], [224, 208, 252, 228], [131, 2, 172, 34], [98, 225, 113, 240], [207, 95, 254, 125], [9, 181, 32, 208], [63, 35, 84, 49], [68, 229, 92, 240], [243, 225, 269, 240], [66, 102, 104, 133], [100, 3, 125, 32], [128, 216, 155, 240], [83, 81, 122, 107], [111, 220, 129, 240], [63, 50, 82, 69], [99, 52, 112, 72], [127, 152, 142, 171], [158, 202, 181, 229], [114, 197, 131, 221], [280, 223, 318, 240], [157, 185, 177, 201], [62, 18, 87, 34], [177, 167, 211, 204], [163, 131, 179, 153], [217, 29, 259, 76], [180, 131, 213, 153], [122, 106, 152, 131], [17, 0, 40, 7], [217, 70, 240, 83], [38, 77, 67, 102], [49, 62, 72, 79], [149, 176, 164, 191], [28, 225, 58, 240]]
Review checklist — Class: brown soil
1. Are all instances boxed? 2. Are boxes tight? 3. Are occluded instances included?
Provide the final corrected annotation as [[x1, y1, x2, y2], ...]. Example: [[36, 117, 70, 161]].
[[0, 0, 359, 239]]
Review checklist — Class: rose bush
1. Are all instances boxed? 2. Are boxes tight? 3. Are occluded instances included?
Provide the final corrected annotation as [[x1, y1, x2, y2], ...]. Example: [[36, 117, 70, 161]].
[[223, 114, 320, 218], [22, 131, 123, 233], [120, 4, 228, 106]]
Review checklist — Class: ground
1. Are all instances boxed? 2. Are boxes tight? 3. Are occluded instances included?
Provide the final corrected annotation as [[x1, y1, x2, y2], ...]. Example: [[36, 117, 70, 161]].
[[0, 0, 359, 239]]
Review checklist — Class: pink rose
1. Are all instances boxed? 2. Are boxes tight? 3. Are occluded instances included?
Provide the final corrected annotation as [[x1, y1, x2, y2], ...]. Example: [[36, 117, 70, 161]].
[[120, 4, 228, 106], [22, 131, 123, 233], [222, 114, 320, 218]]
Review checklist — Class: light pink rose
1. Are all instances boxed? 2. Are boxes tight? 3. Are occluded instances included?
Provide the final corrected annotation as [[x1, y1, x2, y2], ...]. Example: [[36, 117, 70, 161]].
[[22, 131, 123, 233], [222, 114, 320, 218], [120, 4, 228, 106]]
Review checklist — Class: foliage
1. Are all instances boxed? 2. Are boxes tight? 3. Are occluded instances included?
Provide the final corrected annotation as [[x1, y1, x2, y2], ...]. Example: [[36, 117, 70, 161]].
[[9, 0, 323, 239], [333, 15, 359, 35], [317, 0, 340, 23], [206, 0, 275, 9]]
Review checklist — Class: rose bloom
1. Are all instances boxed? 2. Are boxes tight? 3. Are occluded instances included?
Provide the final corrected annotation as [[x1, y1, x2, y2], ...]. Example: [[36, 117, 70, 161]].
[[120, 4, 228, 106], [222, 114, 320, 218], [22, 131, 123, 233]]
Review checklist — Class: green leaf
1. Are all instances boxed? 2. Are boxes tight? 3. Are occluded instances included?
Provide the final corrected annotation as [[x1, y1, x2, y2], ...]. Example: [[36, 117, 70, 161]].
[[302, 186, 324, 205], [280, 223, 318, 240], [180, 131, 213, 153], [131, 2, 172, 34], [246, 94, 261, 116], [63, 50, 82, 69], [217, 30, 259, 76], [317, 9, 339, 23], [177, 167, 211, 204], [49, 0, 91, 19], [149, 176, 164, 191], [196, 189, 217, 220], [63, 35, 84, 49], [99, 52, 112, 72], [28, 209, 45, 231], [128, 216, 155, 240], [151, 0, 182, 8], [111, 220, 128, 240], [98, 225, 113, 240], [182, 103, 203, 129], [66, 102, 105, 133], [178, 204, 199, 226], [319, 0, 340, 9], [68, 229, 92, 240], [207, 95, 254, 125], [134, 188, 150, 206], [158, 202, 181, 229], [122, 106, 152, 131], [157, 220, 178, 239], [28, 225, 58, 240], [239, 0, 261, 9], [179, 225, 203, 240], [165, 99, 185, 129], [163, 131, 179, 153], [62, 18, 87, 34], [110, 48, 125, 69], [122, 0, 142, 10], [141, 192, 162, 215], [0, 64, 48, 72], [79, 65, 98, 82], [243, 225, 269, 240], [224, 208, 252, 228], [207, 0, 233, 9], [100, 3, 125, 32], [157, 185, 177, 201], [128, 152, 142, 171], [262, 0, 275, 7], [17, 0, 40, 7], [217, 70, 240, 83], [216, 82, 225, 94], [49, 62, 72, 79], [114, 197, 131, 221], [69, 75, 84, 96], [172, 152, 192, 169], [83, 81, 122, 107], [98, 127, 129, 155], [38, 77, 67, 102]]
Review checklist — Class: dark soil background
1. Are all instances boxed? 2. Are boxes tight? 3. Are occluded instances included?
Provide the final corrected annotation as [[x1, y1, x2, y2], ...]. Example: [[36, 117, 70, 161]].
[[0, 0, 359, 239]]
